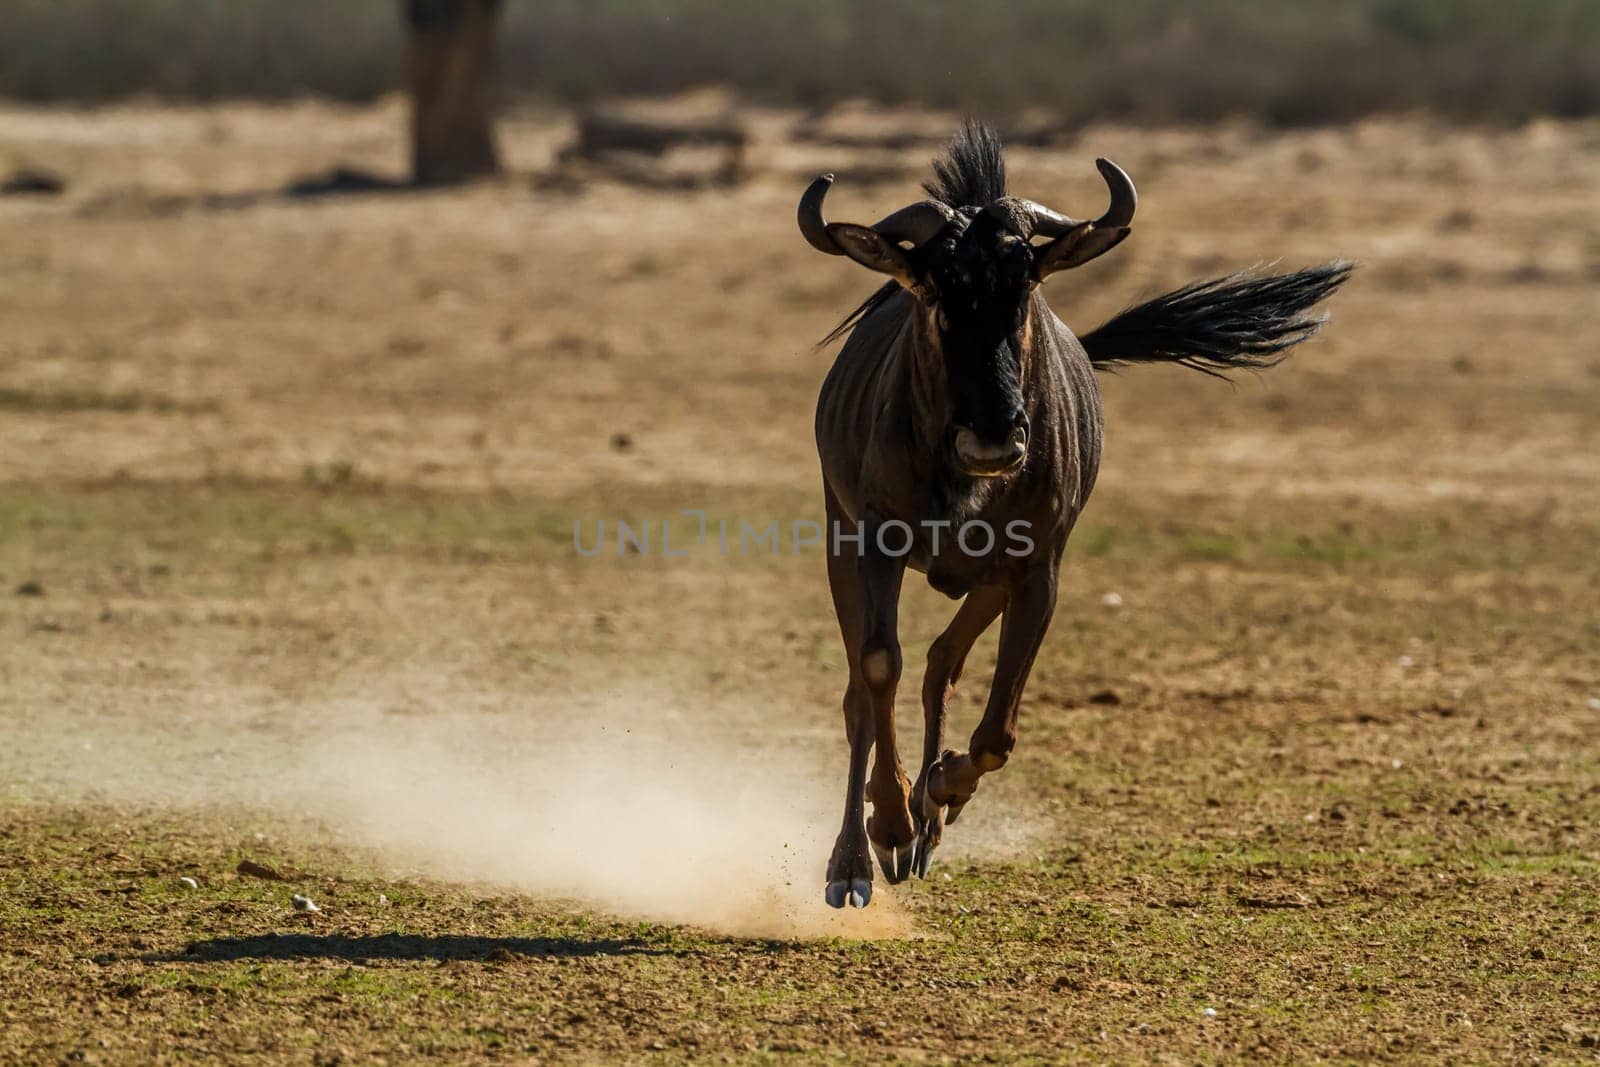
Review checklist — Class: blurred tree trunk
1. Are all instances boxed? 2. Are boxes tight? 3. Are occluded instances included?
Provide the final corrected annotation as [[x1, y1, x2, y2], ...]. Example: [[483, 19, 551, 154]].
[[404, 0, 504, 186]]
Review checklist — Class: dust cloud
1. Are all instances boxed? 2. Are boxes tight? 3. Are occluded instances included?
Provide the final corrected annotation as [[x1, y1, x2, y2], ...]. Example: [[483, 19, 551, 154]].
[[2, 677, 1049, 939], [289, 698, 926, 939]]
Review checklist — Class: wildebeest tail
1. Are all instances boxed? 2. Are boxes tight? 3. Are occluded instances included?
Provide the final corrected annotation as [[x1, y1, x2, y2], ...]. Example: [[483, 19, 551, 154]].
[[1078, 262, 1353, 377]]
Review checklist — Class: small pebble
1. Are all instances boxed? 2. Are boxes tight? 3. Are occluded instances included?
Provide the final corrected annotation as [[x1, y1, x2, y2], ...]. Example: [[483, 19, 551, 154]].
[[377, 893, 389, 905], [178, 876, 199, 890], [1100, 592, 1123, 608], [1203, 1007, 1218, 1018], [1587, 697, 1600, 711], [1397, 655, 1414, 667], [291, 894, 321, 913], [1391, 758, 1403, 769], [941, 873, 951, 882]]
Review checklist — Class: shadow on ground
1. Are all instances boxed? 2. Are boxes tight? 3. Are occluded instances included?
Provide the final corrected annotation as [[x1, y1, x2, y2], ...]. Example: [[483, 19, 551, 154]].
[[72, 166, 439, 220], [160, 933, 678, 963]]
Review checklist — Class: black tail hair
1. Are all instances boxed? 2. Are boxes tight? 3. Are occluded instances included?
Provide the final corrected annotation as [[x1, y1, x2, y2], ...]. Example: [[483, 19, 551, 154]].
[[923, 117, 1007, 209], [1079, 262, 1353, 378]]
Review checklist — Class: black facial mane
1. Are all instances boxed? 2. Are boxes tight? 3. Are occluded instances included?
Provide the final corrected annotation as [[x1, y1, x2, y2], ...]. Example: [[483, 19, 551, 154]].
[[922, 118, 1007, 209]]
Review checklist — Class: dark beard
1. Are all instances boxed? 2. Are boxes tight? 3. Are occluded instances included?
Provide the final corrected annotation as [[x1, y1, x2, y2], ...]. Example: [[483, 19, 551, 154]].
[[927, 450, 1007, 528]]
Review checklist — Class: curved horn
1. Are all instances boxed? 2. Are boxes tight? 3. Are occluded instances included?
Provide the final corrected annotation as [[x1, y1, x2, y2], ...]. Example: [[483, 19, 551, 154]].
[[798, 173, 844, 255], [1009, 157, 1138, 238], [799, 174, 954, 256], [1092, 157, 1137, 228], [870, 200, 954, 248], [1003, 197, 1080, 239]]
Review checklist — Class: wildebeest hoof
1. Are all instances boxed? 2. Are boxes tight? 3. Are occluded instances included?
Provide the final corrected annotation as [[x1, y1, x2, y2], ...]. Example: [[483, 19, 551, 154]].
[[926, 750, 978, 824], [911, 799, 944, 878], [872, 839, 915, 884], [825, 878, 873, 909], [911, 830, 938, 879]]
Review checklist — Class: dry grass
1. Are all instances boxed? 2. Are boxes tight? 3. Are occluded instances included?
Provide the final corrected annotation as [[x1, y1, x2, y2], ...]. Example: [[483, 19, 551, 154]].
[[2, 103, 1599, 1062]]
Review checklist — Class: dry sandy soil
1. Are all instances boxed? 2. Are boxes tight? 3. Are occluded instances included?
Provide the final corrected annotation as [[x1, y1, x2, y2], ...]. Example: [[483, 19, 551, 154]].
[[2, 98, 1598, 1063]]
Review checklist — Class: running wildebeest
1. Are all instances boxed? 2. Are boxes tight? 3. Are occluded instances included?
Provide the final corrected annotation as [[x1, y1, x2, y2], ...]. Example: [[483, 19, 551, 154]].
[[802, 120, 1351, 908]]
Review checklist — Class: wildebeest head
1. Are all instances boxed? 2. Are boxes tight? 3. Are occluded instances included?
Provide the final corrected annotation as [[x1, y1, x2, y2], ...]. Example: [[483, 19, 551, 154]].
[[800, 156, 1135, 477]]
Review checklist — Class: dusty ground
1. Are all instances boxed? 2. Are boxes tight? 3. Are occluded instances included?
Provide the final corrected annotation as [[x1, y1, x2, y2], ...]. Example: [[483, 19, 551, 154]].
[[2, 99, 1599, 1063]]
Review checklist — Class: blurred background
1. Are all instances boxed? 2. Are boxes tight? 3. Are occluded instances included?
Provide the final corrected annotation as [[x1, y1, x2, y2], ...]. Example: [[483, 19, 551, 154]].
[[5, 0, 1600, 122]]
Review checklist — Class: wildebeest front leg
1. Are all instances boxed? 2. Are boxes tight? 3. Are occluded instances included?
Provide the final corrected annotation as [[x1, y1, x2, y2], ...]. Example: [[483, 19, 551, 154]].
[[925, 565, 1057, 827], [910, 585, 1006, 877], [823, 499, 911, 906], [823, 492, 872, 908], [856, 514, 917, 887]]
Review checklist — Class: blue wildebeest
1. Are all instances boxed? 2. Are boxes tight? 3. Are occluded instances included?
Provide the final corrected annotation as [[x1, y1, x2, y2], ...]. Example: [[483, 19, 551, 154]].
[[802, 120, 1350, 907]]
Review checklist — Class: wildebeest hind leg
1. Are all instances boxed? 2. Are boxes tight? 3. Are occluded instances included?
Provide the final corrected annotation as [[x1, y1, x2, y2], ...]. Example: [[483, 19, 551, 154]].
[[911, 586, 1006, 877], [926, 566, 1057, 836]]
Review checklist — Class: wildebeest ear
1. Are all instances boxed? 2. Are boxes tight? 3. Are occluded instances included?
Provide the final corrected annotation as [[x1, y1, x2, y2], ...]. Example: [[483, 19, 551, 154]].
[[1033, 223, 1131, 280], [825, 223, 924, 293]]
